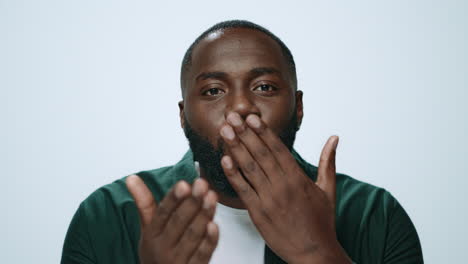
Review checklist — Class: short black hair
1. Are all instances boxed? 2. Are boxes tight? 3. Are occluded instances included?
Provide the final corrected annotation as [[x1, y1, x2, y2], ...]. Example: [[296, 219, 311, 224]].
[[180, 20, 297, 97]]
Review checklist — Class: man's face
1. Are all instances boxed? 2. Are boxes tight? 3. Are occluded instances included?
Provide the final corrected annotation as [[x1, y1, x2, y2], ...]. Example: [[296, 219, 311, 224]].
[[179, 28, 303, 196]]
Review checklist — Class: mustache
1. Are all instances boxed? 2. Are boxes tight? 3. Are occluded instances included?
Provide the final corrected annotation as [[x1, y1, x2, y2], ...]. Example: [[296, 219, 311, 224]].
[[183, 121, 238, 197]]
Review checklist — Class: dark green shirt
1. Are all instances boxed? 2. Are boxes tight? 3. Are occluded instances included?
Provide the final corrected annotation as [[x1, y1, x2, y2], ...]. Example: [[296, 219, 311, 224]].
[[61, 150, 423, 264]]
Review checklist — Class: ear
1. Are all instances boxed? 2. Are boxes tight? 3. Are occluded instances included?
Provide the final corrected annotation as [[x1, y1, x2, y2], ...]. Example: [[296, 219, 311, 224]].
[[178, 100, 185, 129], [295, 90, 304, 130]]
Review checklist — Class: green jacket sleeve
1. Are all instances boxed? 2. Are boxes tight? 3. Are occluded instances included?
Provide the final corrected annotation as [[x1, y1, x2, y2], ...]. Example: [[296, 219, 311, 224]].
[[61, 204, 96, 264], [383, 195, 424, 264]]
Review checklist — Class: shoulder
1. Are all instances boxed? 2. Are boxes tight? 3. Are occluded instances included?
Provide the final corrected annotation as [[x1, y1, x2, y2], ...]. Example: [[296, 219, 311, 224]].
[[336, 174, 423, 263], [77, 151, 196, 222], [62, 164, 182, 262], [82, 165, 177, 214], [335, 173, 398, 221], [293, 149, 397, 215], [336, 173, 394, 202]]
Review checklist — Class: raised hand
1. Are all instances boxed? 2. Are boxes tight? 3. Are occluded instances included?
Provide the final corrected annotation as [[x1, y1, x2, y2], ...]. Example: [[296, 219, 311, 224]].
[[219, 112, 351, 264], [126, 176, 219, 264]]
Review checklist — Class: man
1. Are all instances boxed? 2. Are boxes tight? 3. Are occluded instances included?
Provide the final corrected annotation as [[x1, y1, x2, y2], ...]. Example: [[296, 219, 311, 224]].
[[62, 20, 423, 264]]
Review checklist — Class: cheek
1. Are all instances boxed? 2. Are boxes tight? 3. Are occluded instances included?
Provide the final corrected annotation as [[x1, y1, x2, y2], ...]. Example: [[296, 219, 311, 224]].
[[185, 102, 227, 145], [258, 100, 295, 134]]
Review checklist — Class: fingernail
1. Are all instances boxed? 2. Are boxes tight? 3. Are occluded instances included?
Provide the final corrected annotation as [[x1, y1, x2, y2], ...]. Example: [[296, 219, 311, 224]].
[[246, 115, 261, 128], [333, 136, 339, 150], [207, 222, 216, 236], [175, 182, 187, 199], [228, 112, 242, 127], [203, 192, 214, 210], [220, 125, 235, 140], [221, 156, 232, 169], [192, 179, 204, 197]]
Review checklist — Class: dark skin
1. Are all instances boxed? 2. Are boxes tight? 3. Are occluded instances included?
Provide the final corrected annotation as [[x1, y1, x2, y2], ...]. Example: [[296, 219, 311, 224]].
[[126, 28, 352, 263]]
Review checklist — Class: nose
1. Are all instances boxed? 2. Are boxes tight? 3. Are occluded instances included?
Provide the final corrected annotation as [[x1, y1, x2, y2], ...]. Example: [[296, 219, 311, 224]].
[[226, 90, 261, 119]]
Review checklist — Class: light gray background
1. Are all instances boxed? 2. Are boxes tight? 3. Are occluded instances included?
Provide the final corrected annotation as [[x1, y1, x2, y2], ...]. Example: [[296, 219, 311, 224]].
[[1, 0, 467, 263]]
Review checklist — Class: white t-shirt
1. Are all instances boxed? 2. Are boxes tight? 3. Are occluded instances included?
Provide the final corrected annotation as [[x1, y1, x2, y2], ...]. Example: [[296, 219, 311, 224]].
[[194, 162, 265, 263], [210, 202, 265, 264]]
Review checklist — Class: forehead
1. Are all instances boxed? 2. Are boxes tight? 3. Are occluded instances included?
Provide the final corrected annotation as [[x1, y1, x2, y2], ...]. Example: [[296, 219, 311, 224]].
[[188, 28, 289, 79]]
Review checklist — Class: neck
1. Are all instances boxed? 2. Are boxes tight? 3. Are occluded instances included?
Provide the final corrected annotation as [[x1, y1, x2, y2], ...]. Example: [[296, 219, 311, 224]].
[[199, 168, 246, 209]]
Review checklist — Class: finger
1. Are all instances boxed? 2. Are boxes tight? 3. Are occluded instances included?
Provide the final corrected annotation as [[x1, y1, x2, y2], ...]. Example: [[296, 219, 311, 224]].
[[188, 222, 219, 264], [151, 180, 191, 237], [226, 112, 285, 185], [176, 190, 218, 263], [163, 178, 209, 246], [245, 114, 302, 180], [126, 175, 157, 228], [221, 155, 260, 211], [220, 123, 271, 197], [316, 136, 339, 206]]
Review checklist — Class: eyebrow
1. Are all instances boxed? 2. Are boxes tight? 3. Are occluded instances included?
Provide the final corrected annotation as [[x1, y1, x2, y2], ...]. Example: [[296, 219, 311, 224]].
[[195, 67, 281, 82], [249, 67, 281, 78], [196, 71, 228, 81]]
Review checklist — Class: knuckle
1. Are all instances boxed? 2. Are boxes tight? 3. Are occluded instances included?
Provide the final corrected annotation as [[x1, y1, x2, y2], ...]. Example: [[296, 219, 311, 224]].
[[186, 225, 203, 241], [171, 211, 182, 224], [157, 205, 170, 219], [237, 125, 247, 135], [264, 162, 278, 174], [320, 156, 330, 163], [242, 161, 257, 173], [272, 143, 283, 154], [256, 146, 269, 157], [238, 183, 251, 198]]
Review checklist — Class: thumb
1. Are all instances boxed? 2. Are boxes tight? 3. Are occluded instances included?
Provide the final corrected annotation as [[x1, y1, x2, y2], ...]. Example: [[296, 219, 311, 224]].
[[126, 174, 157, 228], [316, 136, 339, 207]]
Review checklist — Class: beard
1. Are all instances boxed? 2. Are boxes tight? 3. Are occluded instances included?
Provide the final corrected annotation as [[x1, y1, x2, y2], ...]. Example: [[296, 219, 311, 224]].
[[183, 112, 299, 197]]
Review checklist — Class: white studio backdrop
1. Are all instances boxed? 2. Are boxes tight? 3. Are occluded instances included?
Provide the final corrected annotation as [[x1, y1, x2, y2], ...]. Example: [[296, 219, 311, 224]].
[[1, 0, 467, 263]]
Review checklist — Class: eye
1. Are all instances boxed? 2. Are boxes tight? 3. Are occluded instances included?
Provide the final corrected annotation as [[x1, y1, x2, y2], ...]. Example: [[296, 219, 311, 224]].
[[203, 88, 225, 96], [253, 84, 277, 93]]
